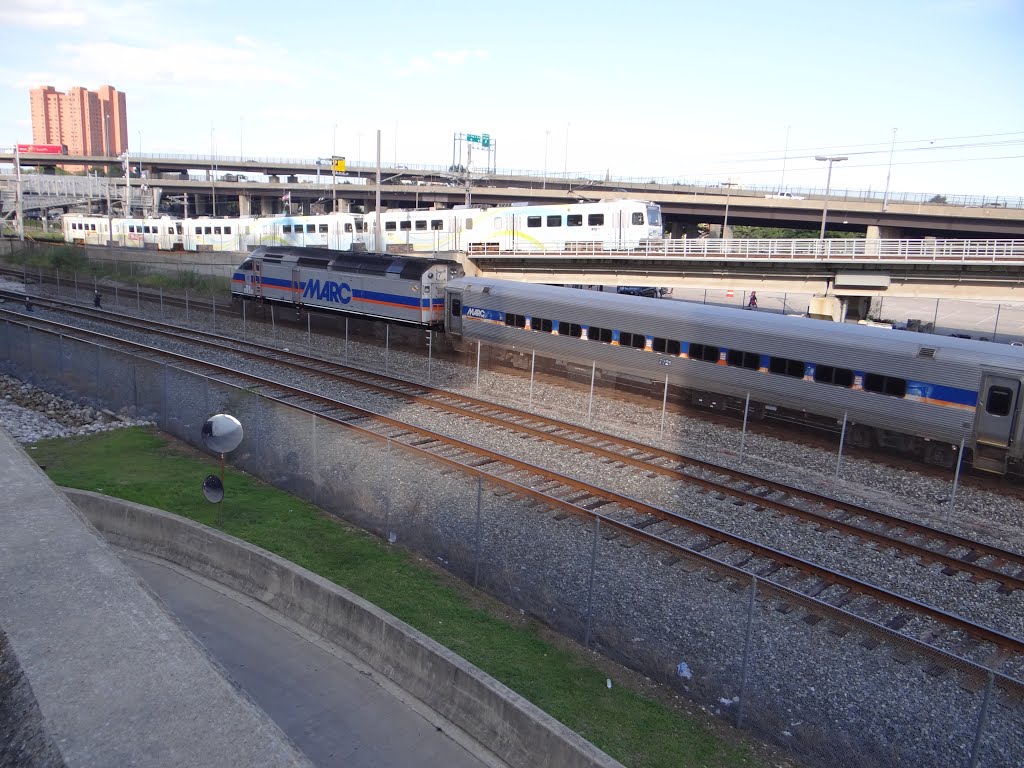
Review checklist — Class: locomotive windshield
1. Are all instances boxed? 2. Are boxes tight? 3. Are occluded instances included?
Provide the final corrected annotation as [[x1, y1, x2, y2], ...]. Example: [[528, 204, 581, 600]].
[[646, 205, 662, 227]]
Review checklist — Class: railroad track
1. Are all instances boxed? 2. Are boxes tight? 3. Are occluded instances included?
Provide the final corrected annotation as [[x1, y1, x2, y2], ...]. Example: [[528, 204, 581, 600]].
[[4, 300, 1023, 680]]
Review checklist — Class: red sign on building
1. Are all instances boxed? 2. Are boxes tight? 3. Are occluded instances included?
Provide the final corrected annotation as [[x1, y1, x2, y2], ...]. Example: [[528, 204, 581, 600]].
[[16, 143, 67, 154]]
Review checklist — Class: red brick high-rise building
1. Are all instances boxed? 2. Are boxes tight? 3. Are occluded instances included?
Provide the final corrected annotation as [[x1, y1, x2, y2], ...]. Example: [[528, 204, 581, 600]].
[[29, 84, 127, 157]]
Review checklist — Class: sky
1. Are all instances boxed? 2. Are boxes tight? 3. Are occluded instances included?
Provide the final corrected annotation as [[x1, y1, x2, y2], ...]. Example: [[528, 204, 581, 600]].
[[1, 0, 1022, 199]]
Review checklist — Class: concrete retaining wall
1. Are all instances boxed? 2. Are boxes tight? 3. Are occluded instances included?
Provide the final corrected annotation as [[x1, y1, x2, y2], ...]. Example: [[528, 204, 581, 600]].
[[66, 488, 623, 768]]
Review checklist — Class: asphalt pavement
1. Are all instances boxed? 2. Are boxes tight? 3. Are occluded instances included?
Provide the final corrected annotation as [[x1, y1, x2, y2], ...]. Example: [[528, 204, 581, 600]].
[[123, 553, 498, 768]]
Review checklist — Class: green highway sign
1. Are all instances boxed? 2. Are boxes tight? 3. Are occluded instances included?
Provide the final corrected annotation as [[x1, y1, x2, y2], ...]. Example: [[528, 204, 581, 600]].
[[466, 134, 480, 143], [482, 134, 491, 148]]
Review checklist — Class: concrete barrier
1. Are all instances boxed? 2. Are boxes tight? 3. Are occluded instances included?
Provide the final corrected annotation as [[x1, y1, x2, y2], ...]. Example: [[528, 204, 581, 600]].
[[66, 489, 624, 768]]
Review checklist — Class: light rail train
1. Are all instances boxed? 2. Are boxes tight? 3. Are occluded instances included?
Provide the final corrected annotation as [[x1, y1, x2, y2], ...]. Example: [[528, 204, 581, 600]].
[[62, 199, 662, 254]]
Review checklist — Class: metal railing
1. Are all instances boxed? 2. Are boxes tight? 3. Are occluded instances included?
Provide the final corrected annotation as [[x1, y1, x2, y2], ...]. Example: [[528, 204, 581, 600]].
[[479, 237, 1024, 263], [3, 147, 1021, 211]]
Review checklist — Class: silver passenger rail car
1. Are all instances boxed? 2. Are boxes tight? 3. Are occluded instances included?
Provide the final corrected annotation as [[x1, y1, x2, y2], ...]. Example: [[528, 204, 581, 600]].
[[444, 277, 1024, 474], [232, 246, 464, 327]]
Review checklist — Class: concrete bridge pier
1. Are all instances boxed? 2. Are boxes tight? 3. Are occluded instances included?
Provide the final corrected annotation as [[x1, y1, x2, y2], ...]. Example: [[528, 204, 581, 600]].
[[238, 193, 251, 218], [866, 224, 903, 239], [259, 195, 276, 216]]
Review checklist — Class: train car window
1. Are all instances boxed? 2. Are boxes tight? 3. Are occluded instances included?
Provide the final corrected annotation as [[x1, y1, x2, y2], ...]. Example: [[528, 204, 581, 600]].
[[727, 350, 760, 370], [399, 221, 411, 230], [566, 323, 583, 338], [450, 298, 461, 317], [283, 225, 292, 233], [225, 226, 233, 234], [319, 224, 329, 233], [813, 364, 853, 387], [534, 317, 553, 333], [688, 343, 720, 363], [214, 227, 222, 235], [986, 386, 1013, 416], [652, 338, 681, 355], [384, 222, 396, 231], [588, 326, 613, 343], [864, 373, 906, 398], [527, 216, 542, 227], [769, 357, 805, 378], [90, 224, 96, 231], [567, 215, 583, 227], [128, 225, 135, 233], [632, 212, 645, 225], [204, 227, 212, 234], [239, 261, 253, 271], [431, 220, 444, 230], [194, 227, 202, 235], [546, 215, 562, 227], [344, 223, 353, 233], [504, 313, 527, 329], [588, 214, 605, 226], [306, 224, 315, 233], [415, 220, 428, 231]]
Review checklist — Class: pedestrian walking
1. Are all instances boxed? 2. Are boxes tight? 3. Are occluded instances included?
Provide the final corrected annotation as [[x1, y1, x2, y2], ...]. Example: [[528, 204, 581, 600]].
[[93, 290, 102, 308], [747, 291, 758, 309]]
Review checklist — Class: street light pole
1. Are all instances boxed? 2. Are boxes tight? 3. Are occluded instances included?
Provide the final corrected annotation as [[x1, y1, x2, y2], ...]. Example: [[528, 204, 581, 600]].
[[721, 180, 738, 239], [332, 123, 337, 212], [882, 128, 897, 211], [211, 125, 217, 217], [543, 129, 550, 190], [815, 155, 847, 240]]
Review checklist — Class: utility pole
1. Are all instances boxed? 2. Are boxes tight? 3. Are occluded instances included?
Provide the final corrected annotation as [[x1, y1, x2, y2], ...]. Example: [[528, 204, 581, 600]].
[[14, 145, 24, 240]]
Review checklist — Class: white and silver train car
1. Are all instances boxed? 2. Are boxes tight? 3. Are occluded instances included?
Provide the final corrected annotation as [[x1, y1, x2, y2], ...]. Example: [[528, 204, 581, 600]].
[[231, 246, 463, 327], [65, 212, 367, 253], [376, 199, 663, 254], [445, 277, 1024, 474]]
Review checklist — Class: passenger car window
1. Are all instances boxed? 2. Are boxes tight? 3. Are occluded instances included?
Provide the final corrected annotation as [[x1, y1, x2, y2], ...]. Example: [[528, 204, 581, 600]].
[[986, 386, 1013, 416]]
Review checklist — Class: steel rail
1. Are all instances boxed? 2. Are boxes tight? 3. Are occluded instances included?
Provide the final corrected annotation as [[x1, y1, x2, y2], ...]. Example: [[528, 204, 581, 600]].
[[5, 308, 1023, 670]]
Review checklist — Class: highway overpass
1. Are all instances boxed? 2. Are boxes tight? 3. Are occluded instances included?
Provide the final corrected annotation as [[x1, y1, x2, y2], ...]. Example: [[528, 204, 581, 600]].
[[3, 150, 1023, 240]]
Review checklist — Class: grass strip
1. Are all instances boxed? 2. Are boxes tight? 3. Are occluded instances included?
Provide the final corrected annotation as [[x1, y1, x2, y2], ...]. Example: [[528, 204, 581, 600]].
[[28, 426, 773, 768]]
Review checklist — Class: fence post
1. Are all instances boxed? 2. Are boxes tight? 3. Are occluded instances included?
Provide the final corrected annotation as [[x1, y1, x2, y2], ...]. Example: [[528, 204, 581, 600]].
[[739, 392, 751, 462], [528, 350, 536, 409], [476, 341, 482, 394], [736, 576, 758, 729], [966, 672, 994, 768], [587, 361, 596, 423], [385, 324, 390, 375], [307, 312, 312, 355], [948, 435, 967, 522], [660, 374, 669, 440], [426, 330, 432, 384], [584, 516, 600, 648], [345, 318, 349, 364], [473, 476, 483, 587], [835, 411, 848, 480]]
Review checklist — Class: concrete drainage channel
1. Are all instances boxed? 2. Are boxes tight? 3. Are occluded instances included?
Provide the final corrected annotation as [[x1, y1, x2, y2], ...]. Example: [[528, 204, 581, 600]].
[[66, 489, 623, 768]]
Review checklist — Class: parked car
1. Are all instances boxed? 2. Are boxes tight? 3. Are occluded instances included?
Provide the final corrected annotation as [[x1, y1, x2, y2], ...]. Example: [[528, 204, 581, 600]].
[[765, 192, 805, 200]]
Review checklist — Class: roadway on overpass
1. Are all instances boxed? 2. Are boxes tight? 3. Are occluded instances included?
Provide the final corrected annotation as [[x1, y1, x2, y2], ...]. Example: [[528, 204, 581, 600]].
[[123, 552, 495, 768]]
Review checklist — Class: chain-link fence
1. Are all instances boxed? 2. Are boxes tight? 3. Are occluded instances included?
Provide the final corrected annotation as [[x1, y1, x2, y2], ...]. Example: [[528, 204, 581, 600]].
[[3, 315, 1023, 768]]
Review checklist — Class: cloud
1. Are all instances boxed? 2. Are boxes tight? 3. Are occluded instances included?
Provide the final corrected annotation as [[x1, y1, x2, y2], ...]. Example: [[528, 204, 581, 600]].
[[44, 39, 300, 89], [0, 0, 158, 29], [0, 0, 88, 27], [392, 48, 488, 77], [432, 49, 488, 66]]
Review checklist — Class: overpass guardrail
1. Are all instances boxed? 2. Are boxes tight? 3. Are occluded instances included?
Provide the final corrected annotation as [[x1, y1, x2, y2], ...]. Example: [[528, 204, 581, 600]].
[[473, 238, 1024, 263]]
